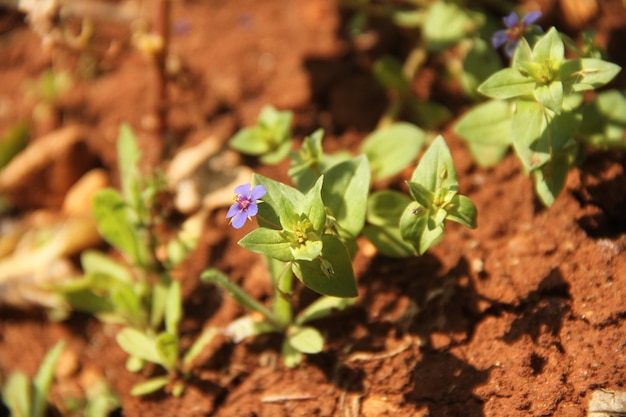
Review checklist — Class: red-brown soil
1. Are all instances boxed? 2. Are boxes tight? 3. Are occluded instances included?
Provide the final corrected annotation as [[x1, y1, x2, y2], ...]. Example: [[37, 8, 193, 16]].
[[1, 1, 625, 416]]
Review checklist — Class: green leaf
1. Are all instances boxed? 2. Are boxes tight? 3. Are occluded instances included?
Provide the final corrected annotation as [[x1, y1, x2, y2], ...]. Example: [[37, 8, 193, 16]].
[[532, 27, 564, 68], [281, 338, 303, 368], [362, 224, 415, 258], [3, 372, 31, 417], [130, 377, 170, 396], [360, 123, 424, 181], [229, 127, 272, 155], [260, 139, 292, 165], [116, 328, 161, 365], [372, 55, 410, 92], [573, 58, 621, 92], [453, 99, 513, 167], [165, 281, 182, 336], [92, 188, 146, 265], [460, 38, 503, 100], [111, 286, 146, 328], [290, 238, 323, 262], [478, 68, 535, 99], [32, 340, 66, 417], [238, 228, 293, 262], [80, 250, 134, 284], [117, 123, 141, 204], [182, 326, 218, 370], [366, 190, 412, 227], [291, 235, 357, 297], [155, 332, 179, 371], [406, 181, 436, 209], [321, 155, 370, 238], [532, 152, 570, 206], [446, 195, 477, 229], [300, 176, 326, 234], [534, 80, 563, 114], [286, 326, 324, 354], [295, 296, 356, 325], [423, 0, 484, 51], [253, 174, 301, 230], [511, 99, 550, 171], [410, 135, 458, 191], [399, 202, 444, 255]]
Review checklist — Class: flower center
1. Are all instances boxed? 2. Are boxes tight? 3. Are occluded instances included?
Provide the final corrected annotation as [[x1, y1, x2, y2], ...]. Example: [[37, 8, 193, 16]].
[[235, 194, 252, 210]]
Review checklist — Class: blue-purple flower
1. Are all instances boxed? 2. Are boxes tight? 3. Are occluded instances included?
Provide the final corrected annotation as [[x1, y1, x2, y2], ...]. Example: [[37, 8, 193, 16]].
[[226, 183, 266, 229], [492, 11, 543, 58]]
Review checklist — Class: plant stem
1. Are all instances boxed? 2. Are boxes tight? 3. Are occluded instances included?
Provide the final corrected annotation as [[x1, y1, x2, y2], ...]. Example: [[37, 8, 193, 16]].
[[268, 258, 293, 327]]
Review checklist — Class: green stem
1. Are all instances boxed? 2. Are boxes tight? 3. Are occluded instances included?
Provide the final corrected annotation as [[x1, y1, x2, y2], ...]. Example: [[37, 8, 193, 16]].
[[200, 269, 283, 329], [268, 257, 293, 328]]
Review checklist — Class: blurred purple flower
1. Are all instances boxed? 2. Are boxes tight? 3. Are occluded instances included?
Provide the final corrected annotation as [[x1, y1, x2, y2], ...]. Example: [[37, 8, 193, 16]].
[[492, 11, 543, 57], [226, 183, 266, 229]]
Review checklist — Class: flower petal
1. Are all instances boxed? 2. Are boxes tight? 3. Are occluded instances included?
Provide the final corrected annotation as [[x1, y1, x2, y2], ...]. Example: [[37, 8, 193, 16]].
[[231, 211, 248, 229], [502, 12, 518, 28], [226, 204, 241, 219], [523, 11, 542, 25], [246, 202, 259, 217], [234, 183, 251, 196], [492, 30, 509, 48], [249, 184, 267, 200]]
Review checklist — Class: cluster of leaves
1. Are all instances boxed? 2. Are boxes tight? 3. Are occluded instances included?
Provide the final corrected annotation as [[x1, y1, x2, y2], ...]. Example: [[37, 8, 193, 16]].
[[213, 110, 477, 365], [53, 125, 214, 397], [455, 27, 622, 205]]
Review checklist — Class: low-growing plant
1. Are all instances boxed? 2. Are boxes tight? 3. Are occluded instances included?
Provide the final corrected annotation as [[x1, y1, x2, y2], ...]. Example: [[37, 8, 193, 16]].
[[1, 340, 65, 417], [455, 20, 622, 206], [206, 118, 477, 366], [53, 124, 215, 396]]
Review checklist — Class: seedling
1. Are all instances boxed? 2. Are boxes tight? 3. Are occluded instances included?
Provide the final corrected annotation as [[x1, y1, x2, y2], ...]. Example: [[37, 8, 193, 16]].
[[228, 105, 293, 164], [1, 341, 65, 417], [455, 26, 621, 206], [53, 124, 213, 396], [210, 120, 477, 366]]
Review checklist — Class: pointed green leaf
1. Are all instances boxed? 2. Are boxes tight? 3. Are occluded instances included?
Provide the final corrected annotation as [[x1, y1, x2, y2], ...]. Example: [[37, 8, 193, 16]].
[[533, 152, 570, 207], [165, 281, 182, 336], [111, 286, 146, 327], [92, 188, 147, 265], [321, 155, 370, 237], [532, 27, 564, 67], [511, 99, 550, 170], [32, 340, 66, 417], [155, 332, 178, 371], [3, 372, 31, 417], [115, 328, 161, 364], [117, 123, 141, 204], [573, 58, 621, 92], [253, 174, 301, 230], [372, 55, 410, 92], [238, 228, 293, 262], [410, 135, 458, 191], [300, 176, 326, 234], [80, 250, 134, 284], [229, 127, 272, 155], [360, 123, 425, 181], [423, 0, 484, 51], [182, 326, 218, 370], [406, 181, 436, 209], [534, 81, 563, 114], [446, 195, 477, 229], [478, 68, 535, 99], [291, 235, 357, 297]]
